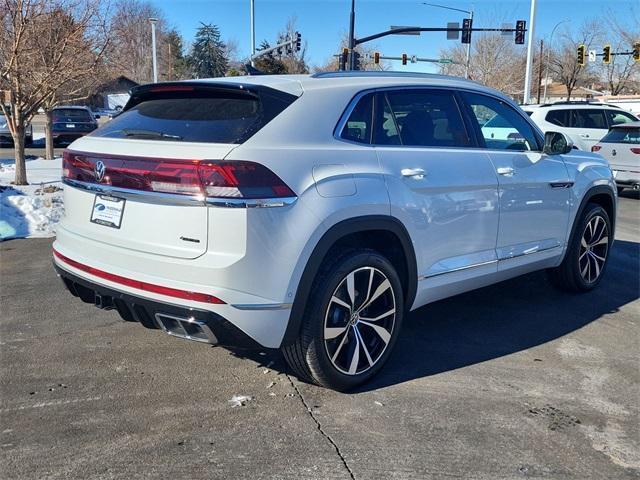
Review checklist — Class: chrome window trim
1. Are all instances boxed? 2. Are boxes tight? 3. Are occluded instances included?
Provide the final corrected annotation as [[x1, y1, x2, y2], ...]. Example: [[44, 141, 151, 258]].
[[63, 178, 297, 209], [334, 85, 544, 151]]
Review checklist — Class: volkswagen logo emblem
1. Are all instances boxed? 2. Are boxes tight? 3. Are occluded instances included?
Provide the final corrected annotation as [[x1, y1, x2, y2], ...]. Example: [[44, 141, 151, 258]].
[[94, 160, 106, 182]]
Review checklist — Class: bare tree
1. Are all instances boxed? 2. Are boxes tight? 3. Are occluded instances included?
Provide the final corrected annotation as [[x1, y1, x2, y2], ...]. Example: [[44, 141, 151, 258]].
[[313, 32, 387, 72], [107, 0, 166, 83], [439, 33, 527, 96], [597, 11, 639, 95], [549, 20, 602, 100], [0, 0, 109, 184], [276, 16, 309, 74]]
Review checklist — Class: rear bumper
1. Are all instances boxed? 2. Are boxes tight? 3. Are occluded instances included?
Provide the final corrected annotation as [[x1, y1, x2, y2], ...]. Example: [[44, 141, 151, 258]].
[[54, 263, 263, 349]]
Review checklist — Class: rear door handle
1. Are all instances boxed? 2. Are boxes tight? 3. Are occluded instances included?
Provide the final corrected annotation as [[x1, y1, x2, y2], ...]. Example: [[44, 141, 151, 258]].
[[401, 168, 426, 179], [579, 133, 590, 138], [496, 167, 515, 176]]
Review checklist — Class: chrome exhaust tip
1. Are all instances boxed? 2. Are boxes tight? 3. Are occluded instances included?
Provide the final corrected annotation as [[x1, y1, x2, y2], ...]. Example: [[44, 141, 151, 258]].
[[154, 313, 218, 344], [633, 184, 640, 191]]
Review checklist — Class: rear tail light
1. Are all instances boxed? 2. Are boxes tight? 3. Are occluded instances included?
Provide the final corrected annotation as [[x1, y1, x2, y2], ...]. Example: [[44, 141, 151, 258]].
[[631, 148, 640, 155], [63, 151, 295, 199], [591, 145, 602, 152]]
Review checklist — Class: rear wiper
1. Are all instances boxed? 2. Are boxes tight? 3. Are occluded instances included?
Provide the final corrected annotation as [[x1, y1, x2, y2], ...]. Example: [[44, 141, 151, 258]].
[[121, 128, 183, 141]]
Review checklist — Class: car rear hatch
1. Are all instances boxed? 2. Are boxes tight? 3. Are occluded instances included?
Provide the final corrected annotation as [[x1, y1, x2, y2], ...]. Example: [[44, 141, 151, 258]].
[[61, 81, 299, 260], [594, 125, 640, 171]]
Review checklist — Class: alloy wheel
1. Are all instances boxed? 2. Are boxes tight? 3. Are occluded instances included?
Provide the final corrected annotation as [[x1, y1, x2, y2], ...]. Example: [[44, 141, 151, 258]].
[[323, 267, 396, 375], [579, 215, 609, 284]]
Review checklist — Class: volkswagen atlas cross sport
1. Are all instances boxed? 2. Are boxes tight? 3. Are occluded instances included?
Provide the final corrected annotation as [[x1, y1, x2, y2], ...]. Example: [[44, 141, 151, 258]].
[[53, 72, 617, 391]]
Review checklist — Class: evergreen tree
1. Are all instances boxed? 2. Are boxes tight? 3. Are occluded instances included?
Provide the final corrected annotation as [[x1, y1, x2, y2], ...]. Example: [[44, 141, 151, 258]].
[[188, 23, 228, 78]]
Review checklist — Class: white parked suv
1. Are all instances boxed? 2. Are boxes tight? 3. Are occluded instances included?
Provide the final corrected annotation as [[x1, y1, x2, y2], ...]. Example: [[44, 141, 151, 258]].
[[54, 72, 617, 390], [523, 102, 638, 151]]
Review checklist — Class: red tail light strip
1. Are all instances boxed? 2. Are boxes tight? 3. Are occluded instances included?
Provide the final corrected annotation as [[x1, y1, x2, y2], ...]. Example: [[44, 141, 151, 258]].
[[53, 249, 225, 304], [63, 150, 295, 200]]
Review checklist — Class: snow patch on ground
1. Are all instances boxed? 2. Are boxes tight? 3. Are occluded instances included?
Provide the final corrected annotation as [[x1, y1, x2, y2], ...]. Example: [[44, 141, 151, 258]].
[[0, 157, 64, 240]]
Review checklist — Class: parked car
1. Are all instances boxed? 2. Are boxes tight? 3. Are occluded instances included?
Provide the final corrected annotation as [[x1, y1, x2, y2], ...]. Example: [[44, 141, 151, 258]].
[[53, 73, 617, 391], [523, 101, 638, 151], [51, 106, 98, 146], [592, 121, 640, 193], [0, 113, 33, 147]]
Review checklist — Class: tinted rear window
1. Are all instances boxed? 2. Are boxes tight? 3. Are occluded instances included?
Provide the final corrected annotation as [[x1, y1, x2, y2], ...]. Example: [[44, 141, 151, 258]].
[[601, 127, 640, 144], [92, 89, 295, 144], [53, 109, 93, 122]]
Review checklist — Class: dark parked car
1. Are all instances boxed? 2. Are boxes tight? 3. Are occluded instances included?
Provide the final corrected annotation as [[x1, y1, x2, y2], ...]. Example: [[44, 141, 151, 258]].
[[0, 113, 33, 147], [51, 106, 98, 146]]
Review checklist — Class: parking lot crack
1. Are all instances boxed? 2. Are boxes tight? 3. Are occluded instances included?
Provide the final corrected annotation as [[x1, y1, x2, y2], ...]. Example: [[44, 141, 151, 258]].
[[285, 374, 356, 480]]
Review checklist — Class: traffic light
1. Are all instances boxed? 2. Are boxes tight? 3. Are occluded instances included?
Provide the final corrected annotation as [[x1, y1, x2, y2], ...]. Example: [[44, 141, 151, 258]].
[[577, 44, 586, 66], [401, 53, 407, 65], [461, 18, 472, 44], [602, 45, 611, 64], [374, 52, 380, 64], [339, 48, 349, 70], [633, 42, 640, 63], [353, 51, 361, 71], [515, 20, 526, 45], [295, 31, 301, 52]]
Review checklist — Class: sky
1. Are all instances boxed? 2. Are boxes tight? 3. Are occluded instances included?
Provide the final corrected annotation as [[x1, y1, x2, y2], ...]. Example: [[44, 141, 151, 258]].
[[149, 0, 639, 72]]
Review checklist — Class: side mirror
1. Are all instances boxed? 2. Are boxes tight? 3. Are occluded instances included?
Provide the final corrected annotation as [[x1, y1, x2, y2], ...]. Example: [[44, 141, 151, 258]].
[[543, 131, 573, 155]]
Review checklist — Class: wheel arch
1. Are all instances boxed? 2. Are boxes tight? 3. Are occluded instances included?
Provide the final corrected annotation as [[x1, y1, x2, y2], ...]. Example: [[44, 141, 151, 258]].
[[569, 185, 616, 247], [280, 215, 417, 347]]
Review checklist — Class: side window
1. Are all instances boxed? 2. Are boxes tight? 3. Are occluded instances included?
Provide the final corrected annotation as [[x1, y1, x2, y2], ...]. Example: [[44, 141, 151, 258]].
[[382, 89, 471, 147], [462, 92, 540, 151], [573, 109, 607, 129], [546, 109, 569, 127], [605, 109, 637, 126], [340, 93, 373, 144]]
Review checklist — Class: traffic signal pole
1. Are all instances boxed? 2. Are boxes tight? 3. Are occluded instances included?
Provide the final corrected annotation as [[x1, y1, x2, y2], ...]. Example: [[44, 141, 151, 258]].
[[348, 0, 356, 70], [523, 0, 537, 104]]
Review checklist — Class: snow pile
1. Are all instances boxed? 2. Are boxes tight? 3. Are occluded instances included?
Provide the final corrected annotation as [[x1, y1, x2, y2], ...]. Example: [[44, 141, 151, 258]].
[[0, 157, 64, 240]]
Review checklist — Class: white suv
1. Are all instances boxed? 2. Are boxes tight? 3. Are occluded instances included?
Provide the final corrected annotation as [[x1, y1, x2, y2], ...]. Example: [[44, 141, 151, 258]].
[[54, 72, 617, 390], [523, 102, 638, 151]]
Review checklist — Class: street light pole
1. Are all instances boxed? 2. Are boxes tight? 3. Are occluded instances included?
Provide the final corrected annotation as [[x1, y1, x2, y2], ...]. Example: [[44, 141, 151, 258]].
[[149, 17, 158, 83], [422, 3, 473, 79], [543, 19, 569, 104], [250, 0, 256, 67], [523, 0, 537, 104]]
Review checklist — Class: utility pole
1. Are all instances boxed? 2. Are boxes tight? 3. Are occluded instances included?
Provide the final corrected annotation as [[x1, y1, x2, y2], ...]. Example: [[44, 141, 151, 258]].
[[250, 0, 256, 67], [149, 17, 158, 83], [536, 39, 543, 104], [348, 0, 356, 70], [523, 0, 537, 104]]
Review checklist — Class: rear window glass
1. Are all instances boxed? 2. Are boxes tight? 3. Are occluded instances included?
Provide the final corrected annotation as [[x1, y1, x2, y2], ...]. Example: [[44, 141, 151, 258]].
[[53, 109, 93, 122], [91, 89, 295, 144], [601, 128, 640, 144]]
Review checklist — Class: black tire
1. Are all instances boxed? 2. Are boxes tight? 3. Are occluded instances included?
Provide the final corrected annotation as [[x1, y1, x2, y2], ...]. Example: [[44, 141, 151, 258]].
[[547, 203, 612, 292], [282, 249, 404, 391]]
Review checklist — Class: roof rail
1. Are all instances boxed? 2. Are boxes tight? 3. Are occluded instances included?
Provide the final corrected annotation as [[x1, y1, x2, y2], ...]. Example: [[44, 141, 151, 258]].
[[534, 100, 620, 109], [311, 70, 463, 81]]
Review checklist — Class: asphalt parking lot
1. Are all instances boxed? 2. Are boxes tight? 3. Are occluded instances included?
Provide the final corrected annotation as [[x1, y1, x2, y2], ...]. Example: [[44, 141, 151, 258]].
[[1, 193, 638, 480]]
